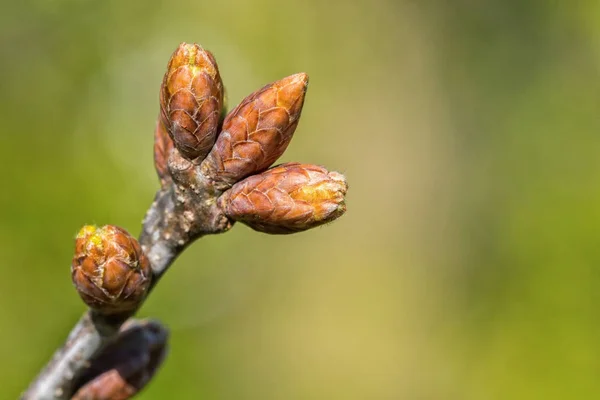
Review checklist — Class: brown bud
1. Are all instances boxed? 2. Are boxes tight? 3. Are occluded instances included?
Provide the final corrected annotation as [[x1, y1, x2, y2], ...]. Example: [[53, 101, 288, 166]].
[[71, 225, 152, 315], [219, 162, 347, 234], [72, 319, 168, 400], [203, 73, 308, 188], [153, 116, 174, 187], [160, 43, 224, 161]]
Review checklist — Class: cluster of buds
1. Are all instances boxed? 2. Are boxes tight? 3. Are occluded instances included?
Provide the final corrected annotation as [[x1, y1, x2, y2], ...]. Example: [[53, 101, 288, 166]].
[[155, 42, 348, 234], [71, 225, 151, 316], [64, 42, 348, 400]]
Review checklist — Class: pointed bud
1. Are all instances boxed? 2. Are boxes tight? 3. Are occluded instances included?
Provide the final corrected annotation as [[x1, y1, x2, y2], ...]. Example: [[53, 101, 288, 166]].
[[72, 319, 168, 400], [71, 225, 152, 315], [219, 163, 347, 234], [160, 43, 224, 161], [153, 116, 174, 187], [203, 73, 308, 188]]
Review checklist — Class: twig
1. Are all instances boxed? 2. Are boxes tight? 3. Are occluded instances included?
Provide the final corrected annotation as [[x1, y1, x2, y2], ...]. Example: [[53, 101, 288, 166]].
[[22, 182, 230, 399]]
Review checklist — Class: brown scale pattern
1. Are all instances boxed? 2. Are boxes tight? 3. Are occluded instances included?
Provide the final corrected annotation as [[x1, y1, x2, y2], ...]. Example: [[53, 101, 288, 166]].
[[203, 73, 308, 188], [220, 162, 347, 234], [71, 225, 152, 315], [160, 43, 223, 161]]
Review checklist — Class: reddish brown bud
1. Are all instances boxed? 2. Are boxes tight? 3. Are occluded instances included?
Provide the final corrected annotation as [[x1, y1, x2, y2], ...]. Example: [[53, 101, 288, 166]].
[[160, 43, 224, 161], [71, 225, 152, 315], [153, 116, 174, 187], [203, 73, 308, 188], [72, 319, 168, 400], [219, 162, 347, 234]]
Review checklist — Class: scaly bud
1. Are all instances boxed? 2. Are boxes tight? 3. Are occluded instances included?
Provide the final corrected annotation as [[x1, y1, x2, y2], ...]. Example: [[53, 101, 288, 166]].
[[71, 225, 152, 315], [153, 116, 174, 187], [219, 162, 347, 234], [72, 319, 168, 400], [160, 43, 224, 161], [202, 73, 308, 189]]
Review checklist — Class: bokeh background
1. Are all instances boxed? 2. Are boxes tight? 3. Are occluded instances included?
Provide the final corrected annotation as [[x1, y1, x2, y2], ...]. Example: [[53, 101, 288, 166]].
[[1, 0, 599, 398]]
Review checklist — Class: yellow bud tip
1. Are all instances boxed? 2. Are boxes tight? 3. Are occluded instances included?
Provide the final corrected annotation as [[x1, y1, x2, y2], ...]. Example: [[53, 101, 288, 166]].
[[76, 225, 97, 239], [171, 42, 217, 79], [75, 225, 106, 252], [87, 232, 104, 251], [183, 43, 197, 65]]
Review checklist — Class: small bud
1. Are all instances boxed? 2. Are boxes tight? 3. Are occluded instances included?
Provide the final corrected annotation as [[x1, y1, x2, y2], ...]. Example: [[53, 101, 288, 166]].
[[153, 116, 174, 187], [71, 225, 152, 315], [72, 319, 168, 400], [219, 162, 347, 234], [160, 43, 224, 161], [203, 73, 308, 188]]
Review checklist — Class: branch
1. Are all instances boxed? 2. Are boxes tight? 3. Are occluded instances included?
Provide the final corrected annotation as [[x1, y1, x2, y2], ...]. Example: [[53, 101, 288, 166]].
[[22, 183, 229, 399]]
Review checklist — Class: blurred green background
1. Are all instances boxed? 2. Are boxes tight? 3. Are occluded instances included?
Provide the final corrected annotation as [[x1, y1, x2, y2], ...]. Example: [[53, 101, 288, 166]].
[[1, 0, 599, 398]]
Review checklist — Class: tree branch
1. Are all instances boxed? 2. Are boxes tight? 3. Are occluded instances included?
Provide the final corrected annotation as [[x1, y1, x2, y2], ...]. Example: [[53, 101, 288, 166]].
[[22, 183, 229, 399], [21, 195, 168, 399]]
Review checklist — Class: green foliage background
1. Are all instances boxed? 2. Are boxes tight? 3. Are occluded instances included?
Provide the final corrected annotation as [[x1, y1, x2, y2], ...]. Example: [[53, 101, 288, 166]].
[[1, 0, 599, 398]]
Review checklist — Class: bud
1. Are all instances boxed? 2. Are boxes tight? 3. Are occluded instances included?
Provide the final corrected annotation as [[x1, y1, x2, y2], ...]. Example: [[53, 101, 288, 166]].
[[72, 319, 168, 400], [153, 116, 174, 187], [71, 225, 152, 315], [203, 73, 308, 188], [160, 43, 224, 161], [219, 163, 347, 234]]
